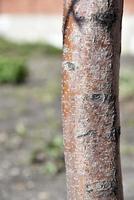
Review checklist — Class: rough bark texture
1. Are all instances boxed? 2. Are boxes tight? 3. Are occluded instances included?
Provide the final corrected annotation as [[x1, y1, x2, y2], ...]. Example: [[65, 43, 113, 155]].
[[62, 0, 124, 199]]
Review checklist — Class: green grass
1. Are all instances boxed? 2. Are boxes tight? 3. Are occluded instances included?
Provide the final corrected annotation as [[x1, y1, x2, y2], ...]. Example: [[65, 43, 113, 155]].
[[126, 119, 134, 127], [0, 57, 28, 84], [30, 135, 64, 175], [121, 145, 134, 155], [0, 37, 61, 84], [0, 37, 62, 58], [120, 68, 134, 99]]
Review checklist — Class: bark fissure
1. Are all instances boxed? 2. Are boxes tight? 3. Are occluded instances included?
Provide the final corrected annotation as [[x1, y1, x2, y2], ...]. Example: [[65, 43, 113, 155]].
[[86, 179, 118, 195], [77, 130, 96, 138], [92, 9, 117, 30]]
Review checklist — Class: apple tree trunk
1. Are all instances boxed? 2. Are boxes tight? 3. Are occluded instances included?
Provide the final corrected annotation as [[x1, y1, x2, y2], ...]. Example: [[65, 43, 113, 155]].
[[62, 0, 124, 199]]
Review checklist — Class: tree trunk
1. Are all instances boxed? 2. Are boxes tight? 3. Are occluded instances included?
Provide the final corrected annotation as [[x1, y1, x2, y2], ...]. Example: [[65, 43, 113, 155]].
[[62, 0, 124, 199]]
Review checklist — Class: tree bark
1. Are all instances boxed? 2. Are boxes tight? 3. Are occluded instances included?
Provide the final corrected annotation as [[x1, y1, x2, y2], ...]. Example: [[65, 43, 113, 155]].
[[62, 0, 124, 199]]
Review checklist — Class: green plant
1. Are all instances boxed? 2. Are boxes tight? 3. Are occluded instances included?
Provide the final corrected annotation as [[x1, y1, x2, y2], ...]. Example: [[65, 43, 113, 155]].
[[43, 161, 58, 175], [0, 57, 28, 84], [15, 121, 27, 137], [0, 37, 62, 58], [30, 135, 65, 175], [120, 68, 134, 99]]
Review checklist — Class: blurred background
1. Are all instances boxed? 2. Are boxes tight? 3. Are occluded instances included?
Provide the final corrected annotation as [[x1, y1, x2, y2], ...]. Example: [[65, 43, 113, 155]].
[[0, 0, 133, 199]]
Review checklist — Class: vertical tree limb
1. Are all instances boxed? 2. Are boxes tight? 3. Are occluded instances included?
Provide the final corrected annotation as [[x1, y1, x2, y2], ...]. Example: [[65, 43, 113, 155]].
[[62, 0, 124, 199]]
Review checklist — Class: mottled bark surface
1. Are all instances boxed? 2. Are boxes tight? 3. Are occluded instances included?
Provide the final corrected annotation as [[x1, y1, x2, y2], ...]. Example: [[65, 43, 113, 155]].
[[62, 0, 124, 199]]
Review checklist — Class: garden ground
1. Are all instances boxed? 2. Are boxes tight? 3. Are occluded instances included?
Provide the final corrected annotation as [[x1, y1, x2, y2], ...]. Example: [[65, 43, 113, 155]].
[[0, 41, 133, 199]]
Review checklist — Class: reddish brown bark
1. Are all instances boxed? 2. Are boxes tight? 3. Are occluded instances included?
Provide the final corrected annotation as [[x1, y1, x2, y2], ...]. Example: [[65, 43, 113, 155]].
[[62, 0, 124, 199]]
